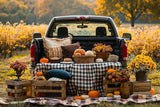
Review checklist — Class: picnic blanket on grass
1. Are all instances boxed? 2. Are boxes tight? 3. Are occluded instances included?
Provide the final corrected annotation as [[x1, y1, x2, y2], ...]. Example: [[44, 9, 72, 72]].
[[1, 94, 160, 106], [35, 62, 121, 96]]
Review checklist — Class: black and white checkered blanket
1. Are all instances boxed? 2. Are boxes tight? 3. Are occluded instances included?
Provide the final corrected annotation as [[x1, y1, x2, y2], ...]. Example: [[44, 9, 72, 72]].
[[35, 62, 121, 96]]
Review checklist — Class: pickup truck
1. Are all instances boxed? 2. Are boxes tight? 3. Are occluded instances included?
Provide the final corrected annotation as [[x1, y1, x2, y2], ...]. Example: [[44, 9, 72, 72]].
[[30, 15, 131, 69]]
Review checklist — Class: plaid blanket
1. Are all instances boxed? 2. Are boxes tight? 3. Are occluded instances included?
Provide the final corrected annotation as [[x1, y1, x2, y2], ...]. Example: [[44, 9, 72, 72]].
[[1, 94, 160, 106], [22, 94, 160, 106], [35, 62, 121, 96]]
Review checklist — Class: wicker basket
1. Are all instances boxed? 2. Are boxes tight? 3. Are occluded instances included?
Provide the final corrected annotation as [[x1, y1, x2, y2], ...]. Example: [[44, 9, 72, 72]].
[[72, 55, 95, 63], [96, 52, 110, 61]]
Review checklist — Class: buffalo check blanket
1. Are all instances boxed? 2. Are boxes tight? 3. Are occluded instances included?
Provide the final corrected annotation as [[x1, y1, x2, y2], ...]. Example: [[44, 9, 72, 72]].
[[35, 62, 121, 96]]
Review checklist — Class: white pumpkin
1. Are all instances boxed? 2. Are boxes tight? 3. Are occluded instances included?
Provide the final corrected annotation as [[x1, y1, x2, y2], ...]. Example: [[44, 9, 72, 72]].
[[85, 50, 94, 56]]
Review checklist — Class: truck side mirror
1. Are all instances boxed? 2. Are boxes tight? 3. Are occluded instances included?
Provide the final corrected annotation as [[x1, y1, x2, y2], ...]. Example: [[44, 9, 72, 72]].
[[33, 33, 41, 39], [122, 33, 132, 40]]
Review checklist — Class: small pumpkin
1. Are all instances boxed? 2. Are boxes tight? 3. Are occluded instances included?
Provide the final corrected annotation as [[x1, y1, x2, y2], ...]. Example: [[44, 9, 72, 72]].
[[74, 49, 85, 56], [112, 78, 115, 82], [107, 69, 115, 73], [74, 96, 82, 100], [88, 90, 100, 98], [40, 57, 49, 63], [108, 75, 112, 79], [114, 91, 120, 95], [106, 93, 114, 97], [151, 89, 155, 95], [85, 50, 94, 56], [36, 72, 43, 76]]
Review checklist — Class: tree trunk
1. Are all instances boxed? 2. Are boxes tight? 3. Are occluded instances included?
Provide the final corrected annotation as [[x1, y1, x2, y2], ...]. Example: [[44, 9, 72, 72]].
[[131, 17, 135, 27]]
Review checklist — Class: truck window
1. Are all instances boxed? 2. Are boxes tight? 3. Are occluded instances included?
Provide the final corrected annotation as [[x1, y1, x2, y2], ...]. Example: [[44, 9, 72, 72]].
[[50, 22, 114, 37]]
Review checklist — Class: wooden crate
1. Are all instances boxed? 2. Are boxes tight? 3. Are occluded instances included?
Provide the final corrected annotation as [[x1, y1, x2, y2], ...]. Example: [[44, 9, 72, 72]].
[[31, 80, 67, 99], [6, 80, 32, 101], [103, 79, 121, 95], [130, 81, 151, 95]]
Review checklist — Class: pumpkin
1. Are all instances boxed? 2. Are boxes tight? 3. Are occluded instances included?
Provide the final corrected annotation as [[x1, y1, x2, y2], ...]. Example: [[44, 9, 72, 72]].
[[88, 90, 100, 98], [112, 78, 115, 82], [114, 91, 120, 95], [106, 93, 114, 97], [107, 69, 115, 73], [151, 89, 155, 95], [81, 95, 89, 100], [40, 57, 49, 63], [85, 50, 94, 56], [74, 96, 82, 100], [108, 75, 112, 79], [74, 49, 85, 56], [36, 72, 43, 76]]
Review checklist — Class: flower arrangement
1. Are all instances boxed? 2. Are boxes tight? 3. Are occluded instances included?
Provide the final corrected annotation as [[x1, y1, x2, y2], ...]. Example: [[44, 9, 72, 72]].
[[92, 43, 113, 53], [127, 54, 156, 73], [105, 69, 130, 82], [10, 60, 27, 76]]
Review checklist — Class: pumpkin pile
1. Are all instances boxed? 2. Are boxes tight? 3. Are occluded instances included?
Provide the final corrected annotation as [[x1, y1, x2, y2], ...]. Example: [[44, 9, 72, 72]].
[[73, 49, 86, 56], [105, 69, 130, 82], [106, 91, 120, 98], [73, 90, 100, 100]]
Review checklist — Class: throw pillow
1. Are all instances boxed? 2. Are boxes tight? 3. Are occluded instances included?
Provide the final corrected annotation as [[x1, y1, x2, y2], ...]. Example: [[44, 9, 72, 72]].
[[61, 42, 80, 58], [46, 46, 63, 58], [45, 69, 72, 80], [43, 37, 72, 48], [43, 37, 72, 58]]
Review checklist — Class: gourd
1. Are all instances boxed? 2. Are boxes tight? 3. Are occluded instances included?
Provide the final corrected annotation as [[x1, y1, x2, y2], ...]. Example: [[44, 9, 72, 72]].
[[88, 90, 100, 98], [108, 75, 112, 79], [151, 89, 155, 95], [107, 69, 115, 73], [74, 96, 82, 100], [36, 72, 43, 76], [112, 78, 115, 82], [40, 57, 49, 63], [81, 95, 89, 100], [74, 49, 85, 56], [114, 91, 120, 95], [85, 50, 94, 56], [96, 58, 103, 62], [106, 93, 114, 97]]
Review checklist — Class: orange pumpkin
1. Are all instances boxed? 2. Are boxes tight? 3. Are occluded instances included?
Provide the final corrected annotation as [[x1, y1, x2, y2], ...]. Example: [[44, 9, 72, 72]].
[[112, 78, 115, 82], [74, 49, 85, 56], [88, 90, 100, 98], [74, 96, 82, 100], [151, 89, 155, 95], [40, 57, 49, 63], [107, 69, 115, 73], [114, 91, 120, 95], [108, 75, 112, 79], [36, 72, 43, 76]]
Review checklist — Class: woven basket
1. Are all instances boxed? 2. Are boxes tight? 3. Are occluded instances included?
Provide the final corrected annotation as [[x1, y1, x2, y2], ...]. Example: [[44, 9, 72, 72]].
[[72, 55, 95, 63], [96, 52, 110, 61]]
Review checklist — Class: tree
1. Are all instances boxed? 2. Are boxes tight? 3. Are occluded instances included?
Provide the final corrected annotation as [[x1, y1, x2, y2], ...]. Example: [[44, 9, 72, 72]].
[[147, 0, 160, 21], [95, 0, 150, 27]]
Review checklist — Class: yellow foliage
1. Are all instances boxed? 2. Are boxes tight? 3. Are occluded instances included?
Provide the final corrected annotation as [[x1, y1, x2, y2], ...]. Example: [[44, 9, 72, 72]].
[[0, 21, 47, 56]]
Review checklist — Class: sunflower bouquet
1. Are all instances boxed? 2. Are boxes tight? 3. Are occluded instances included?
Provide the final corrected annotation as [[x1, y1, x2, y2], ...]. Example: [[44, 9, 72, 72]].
[[127, 54, 156, 73]]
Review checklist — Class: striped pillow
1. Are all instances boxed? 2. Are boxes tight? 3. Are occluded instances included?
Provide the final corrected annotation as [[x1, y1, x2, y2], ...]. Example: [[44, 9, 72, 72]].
[[46, 47, 63, 58], [43, 37, 72, 59]]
